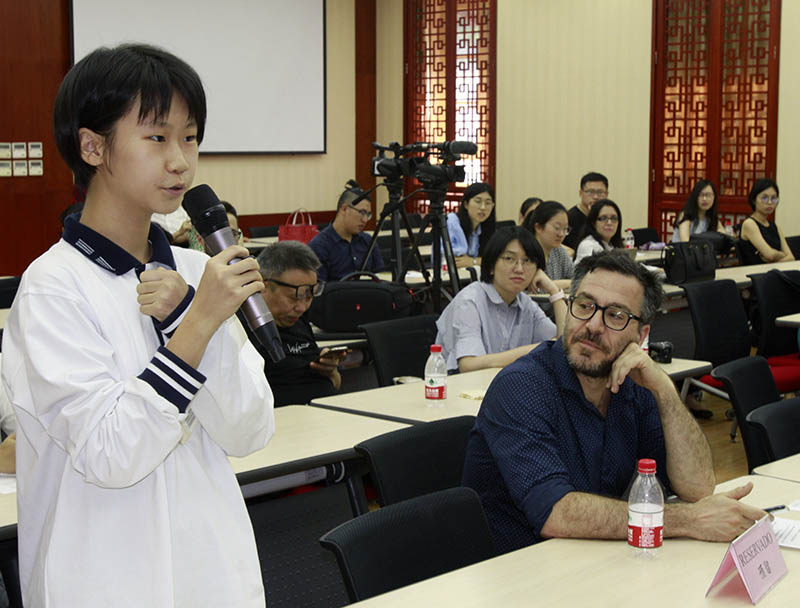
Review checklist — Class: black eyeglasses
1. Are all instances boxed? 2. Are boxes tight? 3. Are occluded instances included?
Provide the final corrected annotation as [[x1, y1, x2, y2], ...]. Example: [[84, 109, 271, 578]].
[[568, 295, 643, 331], [231, 228, 243, 240], [266, 278, 325, 300], [347, 205, 373, 220]]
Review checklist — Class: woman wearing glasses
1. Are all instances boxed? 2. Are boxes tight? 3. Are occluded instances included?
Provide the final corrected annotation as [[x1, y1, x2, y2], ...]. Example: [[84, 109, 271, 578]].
[[574, 199, 624, 264], [738, 178, 794, 265], [672, 179, 725, 243], [445, 182, 497, 268], [524, 201, 575, 287], [436, 227, 566, 373]]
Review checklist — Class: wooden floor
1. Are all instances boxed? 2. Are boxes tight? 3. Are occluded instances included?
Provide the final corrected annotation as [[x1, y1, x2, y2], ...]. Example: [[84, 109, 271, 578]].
[[693, 393, 749, 483]]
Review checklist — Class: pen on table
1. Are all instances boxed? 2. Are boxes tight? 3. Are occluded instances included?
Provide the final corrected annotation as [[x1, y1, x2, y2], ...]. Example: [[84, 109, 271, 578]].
[[763, 505, 785, 513]]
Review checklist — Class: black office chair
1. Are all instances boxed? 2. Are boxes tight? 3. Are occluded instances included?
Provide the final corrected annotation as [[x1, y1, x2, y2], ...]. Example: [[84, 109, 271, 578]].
[[319, 487, 496, 603], [785, 235, 800, 259], [632, 227, 659, 247], [247, 482, 356, 607], [359, 314, 439, 387], [746, 397, 800, 463], [355, 416, 476, 506], [747, 270, 800, 363], [711, 357, 780, 471], [495, 219, 515, 230], [0, 277, 21, 309], [248, 225, 279, 238]]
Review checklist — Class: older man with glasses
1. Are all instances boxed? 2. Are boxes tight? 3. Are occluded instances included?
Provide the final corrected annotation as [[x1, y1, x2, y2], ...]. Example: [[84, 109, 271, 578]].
[[463, 250, 767, 555], [309, 180, 384, 281], [245, 241, 346, 406]]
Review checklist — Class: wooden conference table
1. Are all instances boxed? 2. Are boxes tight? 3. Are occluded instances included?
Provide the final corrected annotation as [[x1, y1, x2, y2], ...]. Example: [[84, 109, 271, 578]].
[[351, 475, 800, 608], [661, 259, 800, 301], [311, 358, 712, 425], [0, 406, 409, 539], [753, 453, 800, 483], [775, 312, 800, 328], [0, 309, 8, 329]]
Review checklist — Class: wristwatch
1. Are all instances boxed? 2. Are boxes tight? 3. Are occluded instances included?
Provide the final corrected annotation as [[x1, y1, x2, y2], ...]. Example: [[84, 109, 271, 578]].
[[548, 290, 566, 303]]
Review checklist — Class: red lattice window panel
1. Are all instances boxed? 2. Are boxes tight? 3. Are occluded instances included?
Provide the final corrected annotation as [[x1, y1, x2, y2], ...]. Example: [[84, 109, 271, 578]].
[[404, 0, 497, 214], [650, 0, 780, 240]]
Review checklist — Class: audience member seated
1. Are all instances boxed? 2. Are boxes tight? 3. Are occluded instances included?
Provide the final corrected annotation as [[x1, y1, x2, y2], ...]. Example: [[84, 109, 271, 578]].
[[462, 250, 768, 554], [564, 172, 608, 250], [443, 182, 497, 269], [672, 179, 725, 242], [524, 200, 574, 288], [738, 178, 794, 265], [309, 180, 384, 281], [247, 242, 347, 406], [574, 199, 623, 264], [436, 227, 566, 373], [518, 197, 542, 225]]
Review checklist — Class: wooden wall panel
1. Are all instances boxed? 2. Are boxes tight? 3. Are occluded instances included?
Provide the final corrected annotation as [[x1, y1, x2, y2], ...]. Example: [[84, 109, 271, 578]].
[[0, 0, 73, 276]]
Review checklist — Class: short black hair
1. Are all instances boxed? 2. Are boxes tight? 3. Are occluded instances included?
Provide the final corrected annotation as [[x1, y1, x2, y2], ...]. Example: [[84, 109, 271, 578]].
[[582, 199, 623, 248], [571, 250, 663, 324], [54, 43, 207, 191], [257, 241, 320, 278], [457, 182, 497, 256], [337, 179, 370, 211], [580, 172, 609, 190], [480, 226, 545, 283], [747, 178, 779, 210]]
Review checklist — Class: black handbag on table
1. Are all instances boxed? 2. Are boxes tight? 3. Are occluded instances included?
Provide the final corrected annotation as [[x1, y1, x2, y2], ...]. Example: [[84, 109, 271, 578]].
[[662, 241, 716, 284], [307, 272, 415, 333]]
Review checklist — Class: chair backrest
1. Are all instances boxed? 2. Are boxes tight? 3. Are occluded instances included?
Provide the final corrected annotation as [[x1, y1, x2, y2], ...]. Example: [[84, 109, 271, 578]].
[[683, 279, 750, 366], [248, 225, 279, 238], [785, 235, 800, 259], [359, 314, 439, 387], [711, 356, 780, 471], [748, 270, 800, 358], [355, 415, 476, 506], [319, 487, 495, 603], [632, 227, 659, 247], [745, 397, 800, 462], [496, 219, 515, 230], [0, 277, 21, 310]]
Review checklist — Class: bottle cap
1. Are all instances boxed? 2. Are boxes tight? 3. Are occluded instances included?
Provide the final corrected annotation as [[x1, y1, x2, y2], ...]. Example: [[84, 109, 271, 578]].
[[637, 458, 656, 474], [430, 344, 442, 353]]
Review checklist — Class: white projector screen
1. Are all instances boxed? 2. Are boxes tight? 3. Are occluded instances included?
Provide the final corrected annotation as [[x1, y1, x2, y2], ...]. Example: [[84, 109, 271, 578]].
[[71, 0, 326, 154]]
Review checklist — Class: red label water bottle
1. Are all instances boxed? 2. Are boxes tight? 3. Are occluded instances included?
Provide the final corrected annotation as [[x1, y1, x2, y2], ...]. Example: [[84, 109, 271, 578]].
[[628, 458, 664, 556], [424, 344, 447, 400]]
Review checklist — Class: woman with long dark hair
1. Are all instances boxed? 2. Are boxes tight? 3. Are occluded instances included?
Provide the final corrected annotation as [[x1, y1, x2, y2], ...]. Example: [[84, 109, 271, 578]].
[[574, 199, 623, 264], [672, 179, 725, 242], [444, 182, 497, 268], [739, 178, 793, 265]]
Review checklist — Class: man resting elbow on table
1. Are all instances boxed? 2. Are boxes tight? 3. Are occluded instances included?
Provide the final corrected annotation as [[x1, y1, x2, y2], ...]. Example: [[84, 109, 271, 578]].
[[435, 227, 567, 374], [462, 251, 767, 555]]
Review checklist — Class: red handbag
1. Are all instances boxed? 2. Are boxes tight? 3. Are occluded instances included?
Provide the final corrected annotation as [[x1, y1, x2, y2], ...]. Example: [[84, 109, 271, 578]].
[[278, 209, 319, 244]]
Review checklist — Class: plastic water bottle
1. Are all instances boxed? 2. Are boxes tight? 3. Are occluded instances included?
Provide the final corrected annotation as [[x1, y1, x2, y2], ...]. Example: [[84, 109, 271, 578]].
[[623, 228, 635, 249], [628, 458, 664, 558], [725, 220, 734, 237], [424, 344, 447, 401]]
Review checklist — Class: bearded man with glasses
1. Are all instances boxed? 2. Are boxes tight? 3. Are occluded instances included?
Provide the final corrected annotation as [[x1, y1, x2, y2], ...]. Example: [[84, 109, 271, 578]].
[[245, 242, 345, 406], [309, 180, 384, 281], [463, 250, 766, 555]]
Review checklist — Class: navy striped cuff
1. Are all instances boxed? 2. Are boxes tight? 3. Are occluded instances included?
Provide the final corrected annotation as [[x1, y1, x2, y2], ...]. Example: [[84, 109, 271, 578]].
[[158, 285, 195, 337], [138, 346, 206, 413]]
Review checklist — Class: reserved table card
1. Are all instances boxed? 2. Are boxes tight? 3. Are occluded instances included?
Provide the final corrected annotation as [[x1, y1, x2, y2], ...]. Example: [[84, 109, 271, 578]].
[[706, 516, 787, 604]]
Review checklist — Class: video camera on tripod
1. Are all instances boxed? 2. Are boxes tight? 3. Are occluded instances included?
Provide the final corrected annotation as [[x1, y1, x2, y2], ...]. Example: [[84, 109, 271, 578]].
[[362, 139, 478, 311]]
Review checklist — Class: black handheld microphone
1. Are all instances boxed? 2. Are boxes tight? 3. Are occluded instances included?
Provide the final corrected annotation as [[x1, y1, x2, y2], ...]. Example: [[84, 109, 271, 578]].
[[182, 184, 285, 363]]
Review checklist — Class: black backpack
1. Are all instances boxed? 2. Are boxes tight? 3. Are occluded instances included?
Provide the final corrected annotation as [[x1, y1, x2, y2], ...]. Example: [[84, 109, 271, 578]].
[[307, 272, 415, 333]]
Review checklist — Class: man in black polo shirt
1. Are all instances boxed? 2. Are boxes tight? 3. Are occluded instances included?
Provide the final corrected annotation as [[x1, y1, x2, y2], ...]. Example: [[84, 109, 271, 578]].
[[248, 241, 347, 406], [309, 180, 384, 281], [563, 172, 609, 250]]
